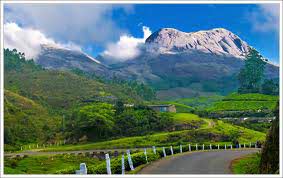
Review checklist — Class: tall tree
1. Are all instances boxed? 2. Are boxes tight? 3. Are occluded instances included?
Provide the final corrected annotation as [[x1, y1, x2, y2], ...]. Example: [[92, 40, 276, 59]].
[[238, 47, 266, 93]]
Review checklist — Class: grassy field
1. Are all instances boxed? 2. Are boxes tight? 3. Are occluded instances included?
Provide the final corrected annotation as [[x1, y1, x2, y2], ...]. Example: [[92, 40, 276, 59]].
[[230, 153, 261, 174], [172, 113, 208, 127], [206, 93, 278, 112], [30, 113, 265, 152], [159, 95, 223, 112], [4, 154, 101, 174]]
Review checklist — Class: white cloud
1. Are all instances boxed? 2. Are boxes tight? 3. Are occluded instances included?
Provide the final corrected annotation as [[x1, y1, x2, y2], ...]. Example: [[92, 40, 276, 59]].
[[249, 4, 280, 32], [4, 22, 81, 60], [102, 26, 152, 61], [4, 4, 133, 47]]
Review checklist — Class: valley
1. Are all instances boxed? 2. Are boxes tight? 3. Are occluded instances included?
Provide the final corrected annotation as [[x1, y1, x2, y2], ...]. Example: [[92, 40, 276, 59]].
[[3, 26, 279, 175]]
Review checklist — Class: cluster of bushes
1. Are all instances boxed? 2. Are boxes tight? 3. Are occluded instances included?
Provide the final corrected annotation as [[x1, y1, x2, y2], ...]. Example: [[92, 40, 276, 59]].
[[55, 151, 160, 174], [66, 103, 174, 143]]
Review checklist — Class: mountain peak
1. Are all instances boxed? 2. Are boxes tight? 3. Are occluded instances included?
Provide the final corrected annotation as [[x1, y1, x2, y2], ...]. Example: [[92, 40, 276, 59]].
[[145, 27, 249, 58]]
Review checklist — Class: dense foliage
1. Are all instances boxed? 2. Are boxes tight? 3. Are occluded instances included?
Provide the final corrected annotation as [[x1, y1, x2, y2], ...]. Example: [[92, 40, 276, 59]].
[[67, 103, 173, 142]]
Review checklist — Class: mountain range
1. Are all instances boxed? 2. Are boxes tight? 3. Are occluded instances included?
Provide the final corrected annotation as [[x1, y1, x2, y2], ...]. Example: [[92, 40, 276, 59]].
[[34, 28, 279, 100]]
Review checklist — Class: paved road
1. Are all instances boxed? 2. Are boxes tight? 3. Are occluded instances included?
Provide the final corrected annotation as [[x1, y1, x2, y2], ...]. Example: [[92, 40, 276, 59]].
[[139, 149, 259, 174]]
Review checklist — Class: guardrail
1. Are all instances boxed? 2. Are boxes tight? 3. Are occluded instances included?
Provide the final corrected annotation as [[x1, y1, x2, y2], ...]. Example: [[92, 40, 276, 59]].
[[75, 142, 260, 175]]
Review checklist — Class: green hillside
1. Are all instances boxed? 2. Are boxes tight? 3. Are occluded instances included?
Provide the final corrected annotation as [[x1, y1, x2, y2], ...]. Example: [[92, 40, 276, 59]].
[[4, 49, 150, 114], [4, 49, 156, 148], [4, 90, 61, 149], [38, 113, 265, 152], [206, 93, 278, 112]]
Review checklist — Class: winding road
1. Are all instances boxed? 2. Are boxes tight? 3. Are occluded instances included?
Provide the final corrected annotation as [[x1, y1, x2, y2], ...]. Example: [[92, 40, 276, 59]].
[[138, 149, 259, 174]]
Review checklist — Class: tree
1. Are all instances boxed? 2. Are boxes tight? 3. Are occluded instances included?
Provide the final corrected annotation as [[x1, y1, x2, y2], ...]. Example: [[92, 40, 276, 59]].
[[238, 48, 266, 93], [114, 100, 124, 115], [261, 79, 279, 95], [71, 102, 115, 141]]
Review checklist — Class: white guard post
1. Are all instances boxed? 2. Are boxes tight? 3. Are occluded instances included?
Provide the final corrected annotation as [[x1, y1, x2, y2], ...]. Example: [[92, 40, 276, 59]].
[[180, 145, 182, 153], [105, 153, 111, 175], [127, 150, 135, 170], [196, 144, 198, 151], [162, 147, 167, 157], [152, 146, 156, 154], [170, 146, 174, 155], [202, 144, 204, 150], [121, 154, 125, 175], [210, 144, 212, 150], [225, 144, 227, 150], [189, 144, 191, 152], [144, 148, 148, 163], [76, 163, 87, 175], [218, 144, 219, 150]]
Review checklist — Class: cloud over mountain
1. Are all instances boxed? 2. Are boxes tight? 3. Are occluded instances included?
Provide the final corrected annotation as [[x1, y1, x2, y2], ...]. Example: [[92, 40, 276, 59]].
[[4, 22, 81, 60], [4, 4, 133, 47], [101, 26, 152, 61], [249, 4, 280, 33]]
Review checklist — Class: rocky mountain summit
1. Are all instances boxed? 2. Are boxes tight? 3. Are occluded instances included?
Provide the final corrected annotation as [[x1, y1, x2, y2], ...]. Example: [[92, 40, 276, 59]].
[[145, 28, 249, 58]]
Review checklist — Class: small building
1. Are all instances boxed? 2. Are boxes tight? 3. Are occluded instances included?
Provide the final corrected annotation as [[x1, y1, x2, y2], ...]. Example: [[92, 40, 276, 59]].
[[148, 104, 176, 113]]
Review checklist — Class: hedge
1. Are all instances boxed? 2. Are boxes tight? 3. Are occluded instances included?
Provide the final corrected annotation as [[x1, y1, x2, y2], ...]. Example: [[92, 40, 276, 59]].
[[55, 143, 259, 174]]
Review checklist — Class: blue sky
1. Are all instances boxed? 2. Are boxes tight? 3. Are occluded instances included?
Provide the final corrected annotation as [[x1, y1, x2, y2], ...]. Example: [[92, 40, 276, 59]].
[[4, 3, 280, 63]]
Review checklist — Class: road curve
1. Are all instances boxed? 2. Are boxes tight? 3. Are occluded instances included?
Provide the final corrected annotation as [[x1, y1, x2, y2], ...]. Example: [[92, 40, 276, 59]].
[[138, 149, 259, 174]]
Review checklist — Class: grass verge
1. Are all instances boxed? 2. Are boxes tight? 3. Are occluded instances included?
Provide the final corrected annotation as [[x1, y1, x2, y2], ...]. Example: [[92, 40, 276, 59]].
[[230, 153, 261, 174]]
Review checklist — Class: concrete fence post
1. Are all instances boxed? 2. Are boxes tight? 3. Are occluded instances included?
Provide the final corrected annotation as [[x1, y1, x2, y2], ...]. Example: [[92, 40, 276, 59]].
[[218, 144, 219, 150], [76, 163, 87, 175], [144, 148, 148, 163], [189, 144, 191, 152], [121, 154, 125, 175], [105, 154, 111, 175], [170, 146, 174, 155], [210, 144, 212, 150], [162, 147, 167, 157], [239, 143, 241, 149], [196, 144, 198, 151], [180, 145, 182, 153], [127, 150, 134, 170], [202, 144, 204, 150], [225, 144, 227, 150], [244, 143, 246, 148], [230, 145, 232, 149], [152, 146, 156, 154]]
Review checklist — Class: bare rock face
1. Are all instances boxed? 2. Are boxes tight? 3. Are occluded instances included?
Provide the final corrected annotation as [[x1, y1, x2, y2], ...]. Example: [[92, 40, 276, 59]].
[[36, 44, 112, 78], [145, 28, 249, 58]]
